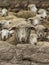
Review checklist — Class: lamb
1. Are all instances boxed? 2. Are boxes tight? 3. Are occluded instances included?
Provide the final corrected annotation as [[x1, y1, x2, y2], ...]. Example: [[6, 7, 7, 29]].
[[38, 9, 47, 18], [28, 9, 47, 25], [28, 4, 37, 13], [0, 19, 12, 29], [0, 28, 14, 41], [0, 18, 27, 30], [29, 33, 38, 45], [1, 8, 8, 17], [28, 14, 42, 26], [35, 25, 47, 41], [10, 22, 35, 44], [2, 20, 11, 28]]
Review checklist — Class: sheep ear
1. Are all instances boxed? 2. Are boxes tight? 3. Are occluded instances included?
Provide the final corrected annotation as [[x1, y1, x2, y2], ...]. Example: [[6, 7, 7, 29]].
[[28, 18, 33, 22], [30, 27, 35, 30], [29, 19, 33, 22], [10, 27, 16, 30], [44, 28, 48, 32], [9, 30, 14, 34]]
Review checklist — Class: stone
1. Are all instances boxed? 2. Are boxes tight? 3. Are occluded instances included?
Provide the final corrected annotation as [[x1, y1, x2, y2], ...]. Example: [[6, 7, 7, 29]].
[[0, 41, 15, 61]]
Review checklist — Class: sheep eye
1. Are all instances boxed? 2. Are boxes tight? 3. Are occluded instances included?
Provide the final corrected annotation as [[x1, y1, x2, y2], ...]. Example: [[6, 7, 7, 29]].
[[9, 22, 11, 24]]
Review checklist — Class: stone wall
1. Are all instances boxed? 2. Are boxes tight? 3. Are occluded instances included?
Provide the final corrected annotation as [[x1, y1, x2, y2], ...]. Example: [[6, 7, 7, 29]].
[[0, 0, 49, 12], [0, 42, 49, 65]]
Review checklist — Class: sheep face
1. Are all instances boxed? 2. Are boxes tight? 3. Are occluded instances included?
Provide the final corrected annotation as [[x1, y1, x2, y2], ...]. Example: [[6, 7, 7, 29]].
[[38, 9, 47, 18], [33, 19, 39, 25], [36, 29, 47, 41], [28, 14, 42, 26], [40, 12, 47, 18], [35, 25, 47, 40], [28, 18, 41, 26], [3, 20, 12, 28], [36, 29, 44, 39], [0, 29, 14, 41], [1, 8, 8, 16], [15, 27, 31, 43], [29, 33, 38, 45], [28, 4, 37, 13], [12, 24, 35, 43]]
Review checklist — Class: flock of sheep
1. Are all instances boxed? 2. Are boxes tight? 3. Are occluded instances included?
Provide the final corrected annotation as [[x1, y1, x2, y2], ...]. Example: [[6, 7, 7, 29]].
[[0, 4, 49, 46]]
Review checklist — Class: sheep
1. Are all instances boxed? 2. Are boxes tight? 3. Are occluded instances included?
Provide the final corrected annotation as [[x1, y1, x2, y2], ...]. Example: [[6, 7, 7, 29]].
[[15, 10, 36, 19], [0, 19, 12, 29], [28, 4, 37, 13], [0, 17, 27, 30], [2, 20, 12, 28], [29, 33, 38, 45], [38, 9, 47, 18], [0, 28, 14, 41], [28, 9, 47, 25], [1, 8, 8, 17], [35, 25, 47, 41], [6, 31, 16, 45], [28, 14, 42, 26], [10, 23, 35, 44]]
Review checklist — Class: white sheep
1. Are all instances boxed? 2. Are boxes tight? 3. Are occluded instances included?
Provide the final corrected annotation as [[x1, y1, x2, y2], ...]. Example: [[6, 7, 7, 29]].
[[35, 25, 47, 40], [10, 23, 35, 43], [0, 28, 14, 41], [29, 33, 38, 45], [3, 20, 11, 28], [38, 9, 47, 18], [1, 8, 8, 16], [28, 4, 37, 13], [0, 20, 12, 29], [28, 14, 42, 26]]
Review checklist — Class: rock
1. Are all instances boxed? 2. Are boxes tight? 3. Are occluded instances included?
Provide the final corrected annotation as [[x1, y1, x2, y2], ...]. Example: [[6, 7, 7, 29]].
[[0, 61, 12, 65], [0, 0, 48, 12], [0, 43, 49, 65], [0, 61, 31, 65], [0, 41, 15, 61], [31, 62, 49, 65], [21, 61, 31, 65], [0, 61, 21, 65], [15, 44, 49, 64]]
